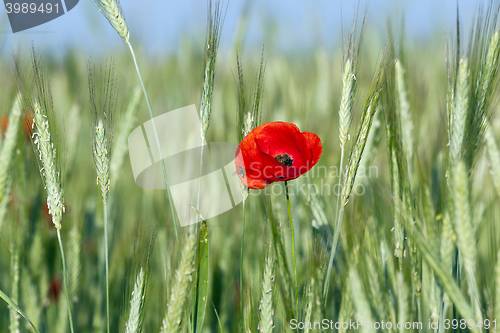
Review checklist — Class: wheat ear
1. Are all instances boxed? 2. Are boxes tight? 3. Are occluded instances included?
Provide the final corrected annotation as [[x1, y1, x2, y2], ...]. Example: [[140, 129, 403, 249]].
[[32, 102, 64, 229], [161, 233, 197, 333], [349, 268, 374, 333], [495, 250, 500, 328], [485, 125, 500, 196], [200, 0, 225, 143], [395, 59, 413, 161], [449, 59, 470, 165], [125, 268, 145, 333], [258, 256, 274, 333], [91, 0, 129, 43], [476, 30, 500, 122], [94, 120, 111, 198], [339, 59, 355, 147]]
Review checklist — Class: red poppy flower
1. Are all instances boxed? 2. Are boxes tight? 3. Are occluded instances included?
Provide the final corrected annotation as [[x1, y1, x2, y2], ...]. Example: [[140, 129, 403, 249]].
[[235, 121, 322, 189]]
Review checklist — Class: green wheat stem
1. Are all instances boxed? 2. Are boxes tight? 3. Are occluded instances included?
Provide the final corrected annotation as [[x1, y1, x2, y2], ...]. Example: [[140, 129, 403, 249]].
[[335, 147, 345, 232], [57, 229, 75, 333], [104, 198, 110, 333], [194, 142, 205, 234], [0, 289, 40, 333], [126, 41, 179, 246], [285, 181, 299, 317], [323, 185, 345, 301], [240, 198, 245, 326], [196, 146, 204, 214], [324, 144, 345, 301]]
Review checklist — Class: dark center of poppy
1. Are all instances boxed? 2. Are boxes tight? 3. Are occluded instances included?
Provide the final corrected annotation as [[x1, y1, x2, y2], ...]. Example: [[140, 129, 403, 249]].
[[238, 165, 245, 178], [275, 154, 293, 167]]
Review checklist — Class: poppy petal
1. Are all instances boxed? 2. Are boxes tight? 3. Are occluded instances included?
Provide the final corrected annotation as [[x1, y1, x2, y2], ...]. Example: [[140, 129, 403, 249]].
[[254, 122, 309, 167], [302, 131, 322, 167]]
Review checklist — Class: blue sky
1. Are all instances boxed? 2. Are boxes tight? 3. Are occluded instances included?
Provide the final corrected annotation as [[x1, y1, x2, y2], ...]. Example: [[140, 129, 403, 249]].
[[0, 0, 481, 57]]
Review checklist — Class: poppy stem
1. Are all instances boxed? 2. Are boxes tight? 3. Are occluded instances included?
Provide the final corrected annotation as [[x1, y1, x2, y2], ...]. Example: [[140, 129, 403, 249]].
[[285, 181, 299, 317]]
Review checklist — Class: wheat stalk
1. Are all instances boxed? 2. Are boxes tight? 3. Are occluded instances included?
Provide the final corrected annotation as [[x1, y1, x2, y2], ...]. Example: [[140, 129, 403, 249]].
[[428, 272, 440, 328], [303, 286, 313, 333], [125, 268, 145, 333], [495, 250, 500, 330], [91, 0, 180, 245], [258, 256, 274, 333], [349, 268, 374, 333], [9, 244, 19, 333], [440, 212, 455, 311], [161, 233, 197, 333], [396, 272, 408, 329], [235, 48, 266, 322], [68, 220, 81, 300], [410, 239, 422, 321], [21, 268, 40, 330], [324, 49, 392, 300], [325, 13, 364, 301], [0, 94, 21, 228], [55, 294, 69, 333], [342, 99, 379, 206], [452, 161, 482, 323], [88, 60, 116, 333], [200, 0, 225, 143], [365, 255, 387, 322], [338, 282, 354, 333], [30, 93, 74, 332], [391, 150, 404, 265]]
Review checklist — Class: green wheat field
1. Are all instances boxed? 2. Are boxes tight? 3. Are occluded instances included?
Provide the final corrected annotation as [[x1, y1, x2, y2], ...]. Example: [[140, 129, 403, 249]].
[[1, 1, 500, 332]]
